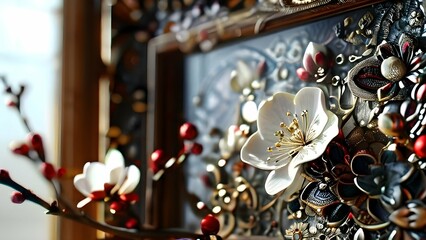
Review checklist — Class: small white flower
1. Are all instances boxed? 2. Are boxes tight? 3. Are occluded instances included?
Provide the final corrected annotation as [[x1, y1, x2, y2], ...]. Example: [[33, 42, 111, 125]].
[[285, 222, 309, 239], [241, 87, 339, 197], [73, 149, 140, 208], [230, 60, 263, 93], [219, 124, 250, 159]]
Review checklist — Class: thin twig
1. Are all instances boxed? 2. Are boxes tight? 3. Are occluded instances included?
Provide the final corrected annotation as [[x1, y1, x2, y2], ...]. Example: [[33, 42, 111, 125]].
[[0, 170, 53, 210]]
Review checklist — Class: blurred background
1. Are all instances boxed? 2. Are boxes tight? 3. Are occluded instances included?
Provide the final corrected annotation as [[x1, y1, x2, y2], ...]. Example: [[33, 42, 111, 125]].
[[0, 1, 61, 239]]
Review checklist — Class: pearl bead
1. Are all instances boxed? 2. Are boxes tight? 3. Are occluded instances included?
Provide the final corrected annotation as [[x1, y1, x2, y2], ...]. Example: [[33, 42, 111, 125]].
[[381, 56, 407, 81]]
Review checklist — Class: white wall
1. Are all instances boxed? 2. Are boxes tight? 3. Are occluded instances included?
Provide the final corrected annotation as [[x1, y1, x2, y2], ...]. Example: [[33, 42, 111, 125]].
[[0, 1, 62, 239]]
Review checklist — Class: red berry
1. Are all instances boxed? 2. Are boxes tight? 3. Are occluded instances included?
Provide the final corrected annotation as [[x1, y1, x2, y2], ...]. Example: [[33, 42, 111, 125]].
[[296, 67, 311, 81], [414, 135, 426, 158], [56, 167, 66, 178], [200, 174, 213, 188], [41, 162, 56, 180], [89, 190, 106, 201], [201, 214, 220, 235], [180, 122, 198, 140], [191, 142, 203, 155], [11, 191, 25, 204], [120, 193, 139, 203], [28, 133, 43, 150], [150, 149, 167, 174], [27, 133, 45, 161], [0, 169, 10, 180], [125, 218, 138, 229], [9, 141, 30, 156], [110, 201, 124, 212], [151, 149, 166, 163], [6, 99, 17, 107]]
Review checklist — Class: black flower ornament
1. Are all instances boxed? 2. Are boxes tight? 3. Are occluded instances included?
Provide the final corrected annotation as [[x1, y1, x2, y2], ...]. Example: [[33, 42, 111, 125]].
[[354, 151, 407, 208], [299, 141, 355, 228], [353, 149, 426, 228], [348, 33, 425, 102]]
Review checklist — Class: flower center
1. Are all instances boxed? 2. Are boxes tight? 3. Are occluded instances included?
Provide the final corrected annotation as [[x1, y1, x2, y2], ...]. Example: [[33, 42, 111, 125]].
[[292, 229, 303, 240], [266, 110, 311, 162]]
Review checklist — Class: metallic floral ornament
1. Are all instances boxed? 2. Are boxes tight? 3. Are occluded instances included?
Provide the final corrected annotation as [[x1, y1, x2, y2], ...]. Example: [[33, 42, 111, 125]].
[[409, 10, 425, 28], [353, 147, 426, 231], [240, 87, 339, 198], [300, 181, 339, 213], [297, 42, 332, 82], [348, 33, 425, 102], [285, 222, 309, 239]]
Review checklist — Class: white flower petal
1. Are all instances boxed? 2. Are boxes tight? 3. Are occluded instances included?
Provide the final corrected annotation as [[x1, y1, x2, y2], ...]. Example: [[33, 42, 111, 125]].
[[292, 111, 339, 166], [76, 197, 92, 209], [241, 132, 290, 170], [85, 162, 108, 192], [294, 87, 328, 141], [82, 161, 91, 172], [105, 149, 125, 168], [73, 174, 90, 197], [257, 92, 296, 142], [282, 170, 305, 201], [105, 149, 125, 185], [265, 161, 301, 195], [111, 167, 128, 194], [118, 165, 140, 195], [108, 166, 125, 185], [313, 110, 340, 144]]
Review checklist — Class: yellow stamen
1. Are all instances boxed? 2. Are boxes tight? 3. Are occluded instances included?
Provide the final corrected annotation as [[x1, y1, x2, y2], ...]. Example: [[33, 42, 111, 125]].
[[266, 110, 311, 164]]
